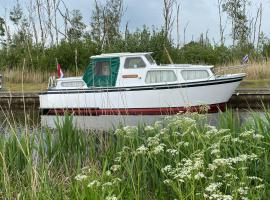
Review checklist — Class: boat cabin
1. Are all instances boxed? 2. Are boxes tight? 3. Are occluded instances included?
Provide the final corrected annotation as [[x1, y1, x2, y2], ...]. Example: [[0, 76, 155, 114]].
[[53, 52, 215, 89]]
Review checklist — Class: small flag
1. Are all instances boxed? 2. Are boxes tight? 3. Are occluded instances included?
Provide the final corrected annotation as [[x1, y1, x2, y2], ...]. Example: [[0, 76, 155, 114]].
[[242, 54, 249, 64], [57, 63, 64, 78]]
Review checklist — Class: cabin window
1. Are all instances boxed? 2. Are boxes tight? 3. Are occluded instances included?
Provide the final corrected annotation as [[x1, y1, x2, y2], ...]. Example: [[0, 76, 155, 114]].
[[94, 61, 110, 76], [145, 54, 155, 65], [181, 70, 209, 81], [124, 57, 146, 68], [145, 70, 177, 84]]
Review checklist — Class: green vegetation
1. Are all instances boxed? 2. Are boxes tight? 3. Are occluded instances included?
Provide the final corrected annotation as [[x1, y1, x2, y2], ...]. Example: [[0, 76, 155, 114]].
[[1, 110, 270, 199], [0, 0, 269, 74]]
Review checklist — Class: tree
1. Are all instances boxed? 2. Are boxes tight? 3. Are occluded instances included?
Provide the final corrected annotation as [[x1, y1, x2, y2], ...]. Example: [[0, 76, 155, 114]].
[[163, 0, 176, 44], [9, 0, 23, 31], [90, 0, 124, 51], [67, 10, 86, 42], [222, 0, 250, 47], [217, 0, 225, 46]]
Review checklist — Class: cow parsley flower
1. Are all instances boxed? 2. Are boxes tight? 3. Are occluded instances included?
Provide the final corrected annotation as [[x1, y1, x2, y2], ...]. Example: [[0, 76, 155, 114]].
[[105, 194, 117, 200], [136, 145, 148, 155], [87, 180, 101, 188], [145, 125, 155, 132], [166, 149, 179, 156], [111, 165, 121, 172], [205, 182, 222, 192], [152, 143, 166, 155], [102, 182, 113, 191], [75, 174, 88, 181], [147, 136, 160, 147], [194, 172, 205, 180]]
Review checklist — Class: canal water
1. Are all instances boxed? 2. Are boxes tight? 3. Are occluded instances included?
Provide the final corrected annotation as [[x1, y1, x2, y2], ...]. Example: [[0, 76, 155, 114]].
[[0, 108, 264, 131]]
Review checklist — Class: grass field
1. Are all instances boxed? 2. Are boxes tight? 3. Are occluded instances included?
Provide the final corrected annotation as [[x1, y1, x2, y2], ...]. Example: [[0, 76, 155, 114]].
[[0, 110, 270, 199]]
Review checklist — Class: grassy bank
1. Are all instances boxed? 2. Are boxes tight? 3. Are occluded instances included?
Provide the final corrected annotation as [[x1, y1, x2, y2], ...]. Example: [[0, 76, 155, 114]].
[[0, 110, 270, 199]]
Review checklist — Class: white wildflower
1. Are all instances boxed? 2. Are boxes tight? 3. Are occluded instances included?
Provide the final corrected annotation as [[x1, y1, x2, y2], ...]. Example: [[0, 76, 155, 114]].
[[240, 130, 254, 138], [163, 179, 172, 184], [75, 174, 88, 181], [176, 141, 184, 147], [217, 129, 230, 135], [205, 125, 219, 135], [211, 149, 220, 155], [152, 143, 166, 154], [255, 184, 264, 189], [123, 126, 138, 135], [87, 180, 101, 188], [248, 176, 263, 182], [102, 182, 113, 191], [110, 165, 121, 172], [208, 164, 217, 171], [253, 134, 264, 139], [147, 136, 160, 147], [238, 187, 248, 195], [213, 158, 232, 167], [136, 145, 148, 155], [106, 170, 112, 176], [205, 182, 222, 192], [160, 128, 169, 135], [194, 172, 205, 180], [161, 165, 172, 173], [222, 135, 231, 142], [105, 194, 117, 200], [114, 129, 124, 136], [210, 194, 233, 200], [166, 149, 179, 156], [145, 125, 155, 132], [184, 142, 189, 147], [114, 156, 121, 163], [154, 120, 163, 129], [112, 178, 122, 184]]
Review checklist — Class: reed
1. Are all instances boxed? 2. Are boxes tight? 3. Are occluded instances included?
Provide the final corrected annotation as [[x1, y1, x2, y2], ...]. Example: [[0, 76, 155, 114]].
[[216, 60, 270, 80], [1, 110, 270, 199], [1, 68, 83, 84]]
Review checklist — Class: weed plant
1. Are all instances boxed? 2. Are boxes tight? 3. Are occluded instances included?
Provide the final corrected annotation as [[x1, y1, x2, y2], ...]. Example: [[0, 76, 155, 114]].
[[0, 111, 270, 199]]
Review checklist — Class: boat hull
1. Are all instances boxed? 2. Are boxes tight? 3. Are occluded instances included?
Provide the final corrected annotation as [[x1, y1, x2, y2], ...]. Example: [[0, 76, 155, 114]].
[[39, 76, 243, 115]]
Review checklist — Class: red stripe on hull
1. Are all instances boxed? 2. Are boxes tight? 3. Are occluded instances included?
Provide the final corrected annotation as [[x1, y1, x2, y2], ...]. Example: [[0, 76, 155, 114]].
[[43, 103, 226, 116]]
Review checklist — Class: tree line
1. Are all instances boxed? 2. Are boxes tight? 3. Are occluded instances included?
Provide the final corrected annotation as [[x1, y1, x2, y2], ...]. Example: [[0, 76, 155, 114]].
[[0, 0, 270, 72]]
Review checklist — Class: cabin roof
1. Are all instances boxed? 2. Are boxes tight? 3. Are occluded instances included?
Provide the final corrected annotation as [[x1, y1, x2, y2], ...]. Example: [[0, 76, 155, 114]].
[[158, 64, 214, 69], [90, 52, 153, 59]]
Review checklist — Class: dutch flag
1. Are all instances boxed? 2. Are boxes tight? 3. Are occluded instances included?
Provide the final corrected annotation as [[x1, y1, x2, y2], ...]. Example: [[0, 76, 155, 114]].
[[242, 54, 249, 64], [57, 63, 64, 78]]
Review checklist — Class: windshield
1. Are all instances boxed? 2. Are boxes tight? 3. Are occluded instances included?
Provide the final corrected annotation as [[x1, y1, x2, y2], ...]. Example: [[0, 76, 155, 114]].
[[145, 54, 155, 65]]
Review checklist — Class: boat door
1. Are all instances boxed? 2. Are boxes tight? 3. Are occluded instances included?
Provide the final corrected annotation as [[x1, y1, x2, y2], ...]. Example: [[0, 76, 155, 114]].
[[83, 57, 120, 87], [120, 56, 146, 87]]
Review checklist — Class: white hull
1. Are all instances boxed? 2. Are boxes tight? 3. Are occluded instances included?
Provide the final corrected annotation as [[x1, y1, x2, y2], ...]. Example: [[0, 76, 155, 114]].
[[39, 76, 243, 115]]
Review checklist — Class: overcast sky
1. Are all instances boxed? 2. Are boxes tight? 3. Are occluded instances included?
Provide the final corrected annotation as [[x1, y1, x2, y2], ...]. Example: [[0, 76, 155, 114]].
[[0, 0, 270, 45]]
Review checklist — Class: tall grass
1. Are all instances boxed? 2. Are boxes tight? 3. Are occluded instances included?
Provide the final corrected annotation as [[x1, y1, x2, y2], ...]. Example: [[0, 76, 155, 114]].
[[1, 111, 270, 199], [2, 68, 82, 84], [216, 60, 270, 80]]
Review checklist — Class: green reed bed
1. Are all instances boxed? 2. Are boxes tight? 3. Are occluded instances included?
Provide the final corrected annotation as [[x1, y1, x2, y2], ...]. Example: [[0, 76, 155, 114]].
[[1, 111, 270, 199]]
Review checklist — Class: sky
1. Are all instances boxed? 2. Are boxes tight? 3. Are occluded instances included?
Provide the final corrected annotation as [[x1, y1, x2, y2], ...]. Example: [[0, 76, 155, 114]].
[[0, 0, 270, 45]]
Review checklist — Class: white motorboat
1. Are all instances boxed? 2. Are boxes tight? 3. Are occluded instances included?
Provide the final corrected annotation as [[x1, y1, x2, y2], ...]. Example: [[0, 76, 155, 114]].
[[39, 52, 245, 117]]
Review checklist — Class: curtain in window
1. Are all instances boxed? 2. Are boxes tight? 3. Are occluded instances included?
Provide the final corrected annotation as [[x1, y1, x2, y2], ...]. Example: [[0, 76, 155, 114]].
[[145, 70, 177, 84], [181, 70, 209, 81]]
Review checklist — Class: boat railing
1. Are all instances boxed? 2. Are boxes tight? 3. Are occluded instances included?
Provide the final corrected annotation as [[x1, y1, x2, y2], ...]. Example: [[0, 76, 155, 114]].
[[48, 76, 57, 88]]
